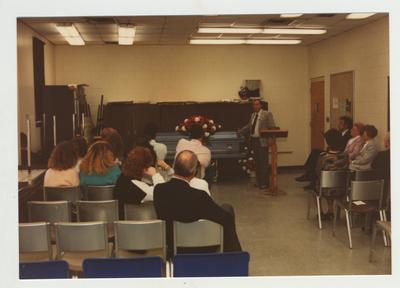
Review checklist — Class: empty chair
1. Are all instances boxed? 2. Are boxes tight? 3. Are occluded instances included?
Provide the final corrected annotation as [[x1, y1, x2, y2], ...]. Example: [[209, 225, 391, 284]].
[[20, 260, 69, 279], [173, 252, 250, 277], [173, 220, 223, 255], [83, 257, 163, 278], [84, 185, 115, 200], [370, 220, 391, 262], [114, 220, 166, 260], [19, 222, 52, 262], [55, 221, 109, 272], [77, 200, 118, 238], [333, 179, 385, 249], [351, 169, 379, 181], [28, 201, 71, 242], [307, 170, 348, 229], [124, 202, 157, 220], [44, 186, 81, 203]]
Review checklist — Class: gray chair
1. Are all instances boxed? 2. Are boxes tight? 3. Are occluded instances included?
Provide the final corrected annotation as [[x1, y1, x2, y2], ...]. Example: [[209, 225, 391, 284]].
[[124, 202, 157, 220], [28, 201, 71, 242], [76, 200, 118, 238], [84, 185, 115, 200], [370, 220, 391, 262], [19, 222, 52, 261], [55, 221, 109, 272], [352, 169, 379, 181], [173, 220, 223, 255], [114, 220, 167, 260], [44, 186, 81, 203], [307, 170, 348, 229], [333, 179, 385, 249]]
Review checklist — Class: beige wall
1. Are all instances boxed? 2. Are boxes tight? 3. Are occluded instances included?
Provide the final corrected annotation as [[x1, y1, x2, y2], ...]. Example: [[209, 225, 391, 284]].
[[54, 45, 310, 166], [17, 20, 55, 157], [308, 17, 389, 147]]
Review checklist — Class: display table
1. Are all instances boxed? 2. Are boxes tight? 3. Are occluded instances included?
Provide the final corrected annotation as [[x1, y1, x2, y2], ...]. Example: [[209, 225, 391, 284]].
[[260, 129, 289, 196]]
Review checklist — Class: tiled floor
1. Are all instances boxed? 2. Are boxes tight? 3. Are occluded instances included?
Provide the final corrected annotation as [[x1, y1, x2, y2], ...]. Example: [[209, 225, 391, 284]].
[[211, 170, 391, 276]]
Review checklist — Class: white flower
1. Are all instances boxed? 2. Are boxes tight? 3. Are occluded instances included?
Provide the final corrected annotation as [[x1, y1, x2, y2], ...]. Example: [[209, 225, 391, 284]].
[[247, 169, 251, 173], [243, 159, 247, 163], [250, 150, 254, 154], [238, 160, 242, 163], [242, 166, 247, 171], [202, 124, 208, 129], [218, 125, 222, 129], [204, 132, 210, 137], [175, 126, 179, 131], [184, 118, 189, 123], [248, 157, 253, 161], [244, 147, 248, 150], [194, 117, 200, 122], [211, 126, 216, 131], [182, 126, 186, 132], [209, 120, 214, 124]]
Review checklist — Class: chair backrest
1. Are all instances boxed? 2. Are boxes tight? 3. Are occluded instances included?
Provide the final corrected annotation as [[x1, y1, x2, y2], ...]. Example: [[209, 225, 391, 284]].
[[350, 180, 384, 206], [83, 257, 163, 278], [84, 185, 115, 200], [124, 202, 157, 220], [173, 252, 250, 277], [114, 220, 166, 259], [352, 169, 379, 181], [19, 222, 52, 259], [319, 170, 348, 189], [55, 221, 108, 256], [77, 200, 118, 223], [28, 201, 71, 224], [173, 220, 223, 255], [20, 260, 69, 279], [44, 186, 81, 203]]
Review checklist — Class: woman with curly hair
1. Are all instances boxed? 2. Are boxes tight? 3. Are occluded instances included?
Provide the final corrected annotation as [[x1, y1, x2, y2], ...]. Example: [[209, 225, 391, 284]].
[[114, 147, 165, 219], [44, 141, 79, 187], [79, 141, 121, 186]]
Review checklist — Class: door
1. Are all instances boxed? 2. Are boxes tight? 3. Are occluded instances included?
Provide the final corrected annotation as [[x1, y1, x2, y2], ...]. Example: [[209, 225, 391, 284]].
[[310, 77, 325, 150], [330, 71, 354, 128]]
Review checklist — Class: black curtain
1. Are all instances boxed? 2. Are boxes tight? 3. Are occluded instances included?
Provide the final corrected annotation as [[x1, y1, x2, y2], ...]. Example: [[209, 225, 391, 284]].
[[32, 37, 45, 127]]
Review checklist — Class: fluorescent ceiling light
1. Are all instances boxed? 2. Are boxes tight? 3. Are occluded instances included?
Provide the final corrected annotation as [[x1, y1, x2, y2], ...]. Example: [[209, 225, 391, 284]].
[[190, 39, 301, 45], [346, 13, 376, 19], [119, 25, 136, 45], [56, 24, 85, 45], [198, 27, 326, 35], [280, 13, 303, 18]]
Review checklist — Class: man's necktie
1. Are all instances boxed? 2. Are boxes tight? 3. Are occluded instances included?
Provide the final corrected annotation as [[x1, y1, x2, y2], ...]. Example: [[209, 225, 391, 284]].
[[251, 113, 258, 136]]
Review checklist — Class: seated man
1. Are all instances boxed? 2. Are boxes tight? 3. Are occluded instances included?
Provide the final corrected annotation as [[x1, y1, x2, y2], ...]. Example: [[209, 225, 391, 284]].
[[143, 122, 168, 161], [154, 150, 241, 257], [349, 125, 379, 170], [175, 124, 211, 178]]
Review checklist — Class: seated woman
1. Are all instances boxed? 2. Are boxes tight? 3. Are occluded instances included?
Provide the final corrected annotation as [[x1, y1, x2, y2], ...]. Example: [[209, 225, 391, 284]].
[[349, 125, 379, 170], [143, 122, 168, 161], [315, 128, 349, 220], [70, 135, 88, 172], [344, 122, 365, 160], [44, 141, 79, 187], [100, 127, 124, 165], [114, 147, 165, 218], [79, 141, 121, 186]]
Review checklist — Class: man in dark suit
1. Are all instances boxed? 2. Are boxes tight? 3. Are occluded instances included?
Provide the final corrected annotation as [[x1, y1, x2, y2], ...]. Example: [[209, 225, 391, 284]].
[[338, 116, 353, 150], [238, 99, 276, 189], [154, 150, 242, 257]]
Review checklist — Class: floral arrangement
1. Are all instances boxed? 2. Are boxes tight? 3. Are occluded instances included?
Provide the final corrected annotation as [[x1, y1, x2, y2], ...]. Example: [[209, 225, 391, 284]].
[[175, 115, 222, 138], [238, 146, 256, 174]]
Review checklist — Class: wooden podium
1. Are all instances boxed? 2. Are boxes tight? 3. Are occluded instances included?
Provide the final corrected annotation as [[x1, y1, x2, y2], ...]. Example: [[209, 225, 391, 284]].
[[260, 129, 289, 196]]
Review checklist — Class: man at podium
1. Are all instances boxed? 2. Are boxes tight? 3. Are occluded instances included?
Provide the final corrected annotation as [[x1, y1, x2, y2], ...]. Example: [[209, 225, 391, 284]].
[[238, 99, 276, 189]]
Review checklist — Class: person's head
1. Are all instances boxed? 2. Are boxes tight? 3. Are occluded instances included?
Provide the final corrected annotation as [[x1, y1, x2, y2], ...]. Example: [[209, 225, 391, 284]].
[[351, 122, 365, 138], [252, 99, 262, 112], [133, 136, 158, 165], [80, 141, 116, 175], [122, 147, 155, 180], [189, 124, 204, 140], [174, 150, 199, 180], [323, 128, 343, 151], [70, 135, 88, 159], [384, 132, 390, 149], [363, 125, 378, 141], [143, 122, 158, 141], [48, 141, 78, 170], [338, 116, 353, 132], [100, 127, 124, 159]]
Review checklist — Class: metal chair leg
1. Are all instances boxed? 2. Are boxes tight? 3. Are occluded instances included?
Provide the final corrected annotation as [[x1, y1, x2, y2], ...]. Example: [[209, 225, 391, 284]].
[[345, 209, 353, 249], [369, 223, 378, 262], [333, 201, 339, 236], [316, 195, 322, 229], [379, 210, 388, 247], [307, 192, 311, 220]]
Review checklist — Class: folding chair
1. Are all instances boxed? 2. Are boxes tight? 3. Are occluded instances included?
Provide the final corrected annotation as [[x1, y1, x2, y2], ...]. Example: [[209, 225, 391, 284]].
[[19, 222, 52, 262], [20, 260, 69, 279]]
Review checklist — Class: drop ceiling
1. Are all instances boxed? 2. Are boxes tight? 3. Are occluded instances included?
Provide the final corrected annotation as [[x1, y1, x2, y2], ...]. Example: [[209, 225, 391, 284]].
[[19, 13, 387, 46]]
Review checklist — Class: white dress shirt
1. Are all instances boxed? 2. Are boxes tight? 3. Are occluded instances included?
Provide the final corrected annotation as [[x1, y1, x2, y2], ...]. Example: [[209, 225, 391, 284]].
[[149, 139, 168, 161], [132, 173, 165, 202]]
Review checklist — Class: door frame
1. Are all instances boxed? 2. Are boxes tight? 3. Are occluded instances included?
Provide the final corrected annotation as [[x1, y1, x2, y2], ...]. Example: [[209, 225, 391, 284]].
[[310, 76, 325, 150]]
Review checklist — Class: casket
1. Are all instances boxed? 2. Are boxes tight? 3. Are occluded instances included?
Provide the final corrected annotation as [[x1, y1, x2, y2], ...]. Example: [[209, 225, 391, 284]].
[[156, 131, 246, 160]]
